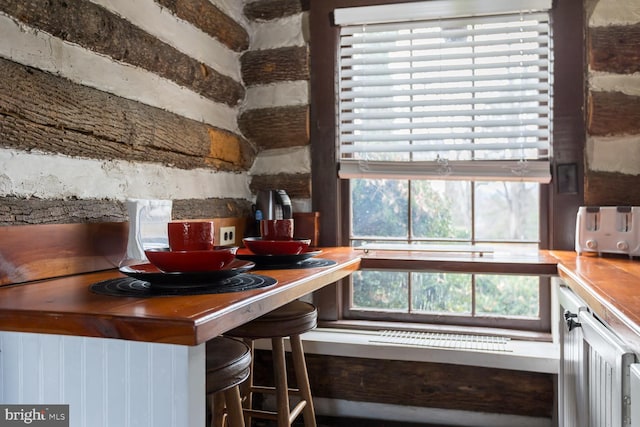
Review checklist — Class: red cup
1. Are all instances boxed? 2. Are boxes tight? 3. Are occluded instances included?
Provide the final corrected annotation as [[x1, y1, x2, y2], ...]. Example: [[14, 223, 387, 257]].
[[260, 219, 294, 240], [167, 220, 215, 251]]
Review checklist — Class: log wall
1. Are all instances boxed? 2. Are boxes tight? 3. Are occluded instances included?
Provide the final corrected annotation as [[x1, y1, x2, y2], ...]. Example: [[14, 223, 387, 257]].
[[585, 3, 640, 205], [0, 0, 314, 223], [0, 0, 253, 224], [241, 0, 312, 204], [253, 350, 554, 422], [1, 2, 636, 222]]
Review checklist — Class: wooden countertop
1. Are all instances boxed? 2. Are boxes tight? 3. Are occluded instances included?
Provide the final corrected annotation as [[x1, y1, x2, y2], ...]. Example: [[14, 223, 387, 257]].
[[550, 250, 640, 353], [0, 247, 361, 346], [362, 248, 640, 354], [2, 221, 640, 355]]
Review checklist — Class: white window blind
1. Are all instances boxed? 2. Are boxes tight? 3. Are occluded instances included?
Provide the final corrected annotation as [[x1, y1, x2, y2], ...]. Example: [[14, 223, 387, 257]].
[[336, 4, 553, 182]]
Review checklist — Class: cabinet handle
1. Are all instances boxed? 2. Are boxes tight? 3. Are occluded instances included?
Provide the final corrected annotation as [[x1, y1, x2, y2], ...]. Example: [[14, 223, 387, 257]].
[[564, 310, 582, 331]]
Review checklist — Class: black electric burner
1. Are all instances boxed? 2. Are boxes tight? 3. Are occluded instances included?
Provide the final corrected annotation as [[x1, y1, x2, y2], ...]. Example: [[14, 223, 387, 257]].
[[251, 258, 337, 270], [90, 274, 277, 297]]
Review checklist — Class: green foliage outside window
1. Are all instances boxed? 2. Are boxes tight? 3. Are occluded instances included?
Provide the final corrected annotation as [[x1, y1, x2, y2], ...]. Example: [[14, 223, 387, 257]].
[[350, 178, 540, 319]]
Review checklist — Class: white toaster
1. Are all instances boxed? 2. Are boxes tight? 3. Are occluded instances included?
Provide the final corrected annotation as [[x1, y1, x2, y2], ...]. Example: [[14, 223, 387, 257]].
[[575, 206, 640, 257]]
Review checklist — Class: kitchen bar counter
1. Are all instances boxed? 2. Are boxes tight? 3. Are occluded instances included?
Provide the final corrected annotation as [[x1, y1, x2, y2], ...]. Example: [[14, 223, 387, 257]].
[[2, 244, 632, 348], [0, 246, 361, 346], [1, 243, 639, 353]]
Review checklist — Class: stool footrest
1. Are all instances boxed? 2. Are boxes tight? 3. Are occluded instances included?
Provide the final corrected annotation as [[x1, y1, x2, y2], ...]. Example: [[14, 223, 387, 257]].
[[288, 401, 307, 423], [243, 408, 278, 421], [243, 401, 307, 424], [250, 385, 301, 396]]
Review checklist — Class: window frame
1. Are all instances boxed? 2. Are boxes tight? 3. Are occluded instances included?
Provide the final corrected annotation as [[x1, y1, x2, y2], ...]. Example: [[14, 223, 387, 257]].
[[309, 0, 585, 331]]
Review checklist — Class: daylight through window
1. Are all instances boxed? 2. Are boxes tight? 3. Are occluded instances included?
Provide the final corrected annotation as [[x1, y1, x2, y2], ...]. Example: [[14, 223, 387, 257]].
[[336, 1, 553, 330]]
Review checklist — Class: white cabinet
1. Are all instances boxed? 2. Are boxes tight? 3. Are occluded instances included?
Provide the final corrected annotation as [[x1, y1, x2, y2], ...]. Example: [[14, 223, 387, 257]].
[[0, 331, 206, 427], [558, 284, 588, 427], [558, 284, 636, 427], [630, 365, 640, 427]]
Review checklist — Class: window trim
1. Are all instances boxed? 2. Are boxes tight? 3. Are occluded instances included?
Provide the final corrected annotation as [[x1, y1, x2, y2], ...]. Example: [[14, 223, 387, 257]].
[[309, 0, 585, 328], [333, 0, 552, 25]]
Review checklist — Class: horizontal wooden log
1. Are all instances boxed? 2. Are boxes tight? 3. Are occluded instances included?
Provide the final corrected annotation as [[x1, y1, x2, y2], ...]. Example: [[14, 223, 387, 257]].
[[588, 91, 640, 136], [585, 171, 640, 206], [155, 0, 249, 52], [0, 59, 255, 171], [254, 351, 553, 418], [241, 46, 309, 86], [0, 0, 243, 106], [249, 173, 311, 199], [238, 105, 309, 149], [0, 197, 251, 225], [244, 0, 310, 22], [0, 198, 125, 225], [589, 23, 640, 74], [171, 199, 252, 220]]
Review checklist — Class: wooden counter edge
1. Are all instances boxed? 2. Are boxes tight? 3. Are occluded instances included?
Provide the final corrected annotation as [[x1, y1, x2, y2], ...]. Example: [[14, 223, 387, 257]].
[[194, 253, 361, 344]]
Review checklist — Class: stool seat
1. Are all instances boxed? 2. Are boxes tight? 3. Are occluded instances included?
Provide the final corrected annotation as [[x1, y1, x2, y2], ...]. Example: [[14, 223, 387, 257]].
[[227, 300, 317, 339], [206, 336, 251, 427], [206, 336, 251, 393], [226, 300, 318, 427]]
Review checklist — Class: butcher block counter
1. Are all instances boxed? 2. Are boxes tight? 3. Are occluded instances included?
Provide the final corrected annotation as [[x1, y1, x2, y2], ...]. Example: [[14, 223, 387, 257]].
[[0, 223, 361, 346], [0, 246, 361, 346], [551, 250, 640, 354], [2, 223, 637, 351]]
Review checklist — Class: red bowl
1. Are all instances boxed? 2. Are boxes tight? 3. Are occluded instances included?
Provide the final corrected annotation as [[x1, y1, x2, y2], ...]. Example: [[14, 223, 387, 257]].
[[243, 237, 311, 256], [144, 246, 238, 272]]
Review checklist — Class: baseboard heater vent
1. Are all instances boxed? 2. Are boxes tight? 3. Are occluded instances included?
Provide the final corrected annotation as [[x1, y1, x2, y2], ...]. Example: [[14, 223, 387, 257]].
[[371, 330, 512, 352]]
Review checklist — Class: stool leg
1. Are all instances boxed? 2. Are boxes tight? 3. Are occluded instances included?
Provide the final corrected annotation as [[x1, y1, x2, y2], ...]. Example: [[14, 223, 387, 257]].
[[211, 393, 225, 427], [290, 335, 317, 427], [224, 386, 246, 427], [241, 339, 254, 427], [272, 337, 292, 427]]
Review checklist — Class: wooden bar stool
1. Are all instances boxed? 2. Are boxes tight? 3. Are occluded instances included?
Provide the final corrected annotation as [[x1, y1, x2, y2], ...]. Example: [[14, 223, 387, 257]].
[[206, 336, 252, 427], [226, 300, 318, 427]]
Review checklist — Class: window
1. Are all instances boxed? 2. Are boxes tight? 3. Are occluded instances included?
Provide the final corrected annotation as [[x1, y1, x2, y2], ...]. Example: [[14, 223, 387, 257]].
[[309, 0, 584, 333], [348, 179, 544, 330], [338, 1, 551, 331]]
